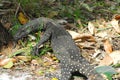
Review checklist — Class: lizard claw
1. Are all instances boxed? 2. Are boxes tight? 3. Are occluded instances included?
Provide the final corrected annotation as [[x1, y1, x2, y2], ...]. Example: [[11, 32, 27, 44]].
[[31, 46, 39, 56]]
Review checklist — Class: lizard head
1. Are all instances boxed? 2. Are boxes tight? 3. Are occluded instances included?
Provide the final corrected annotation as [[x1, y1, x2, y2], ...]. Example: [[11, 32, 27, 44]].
[[13, 22, 44, 41], [13, 25, 32, 41], [13, 29, 28, 41]]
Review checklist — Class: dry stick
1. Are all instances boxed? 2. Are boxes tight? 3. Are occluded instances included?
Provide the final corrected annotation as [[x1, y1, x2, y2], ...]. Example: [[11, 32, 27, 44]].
[[0, 12, 6, 15], [1, 1, 12, 4], [15, 3, 30, 20], [15, 3, 20, 17], [19, 4, 30, 20]]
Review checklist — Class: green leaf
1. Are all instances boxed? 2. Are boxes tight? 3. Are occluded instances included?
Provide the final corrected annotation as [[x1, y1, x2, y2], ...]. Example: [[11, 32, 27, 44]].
[[95, 66, 117, 80], [3, 61, 13, 69], [113, 63, 120, 68], [38, 70, 44, 75], [81, 3, 93, 12], [52, 78, 58, 80], [10, 47, 31, 57]]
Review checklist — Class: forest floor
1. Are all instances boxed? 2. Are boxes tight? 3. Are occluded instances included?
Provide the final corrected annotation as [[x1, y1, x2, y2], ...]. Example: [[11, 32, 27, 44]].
[[0, 0, 120, 80], [1, 17, 120, 80]]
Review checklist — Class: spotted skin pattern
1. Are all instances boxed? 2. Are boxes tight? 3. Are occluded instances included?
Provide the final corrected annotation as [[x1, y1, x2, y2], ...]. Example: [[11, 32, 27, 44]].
[[32, 22, 104, 80]]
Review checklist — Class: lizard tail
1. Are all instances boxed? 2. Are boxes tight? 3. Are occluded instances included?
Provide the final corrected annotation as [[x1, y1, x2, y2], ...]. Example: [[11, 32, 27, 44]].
[[78, 58, 105, 80]]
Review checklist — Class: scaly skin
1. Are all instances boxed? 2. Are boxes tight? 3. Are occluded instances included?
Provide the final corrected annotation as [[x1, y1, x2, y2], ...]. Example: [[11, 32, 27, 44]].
[[14, 18, 104, 80], [14, 17, 66, 41], [32, 22, 104, 80]]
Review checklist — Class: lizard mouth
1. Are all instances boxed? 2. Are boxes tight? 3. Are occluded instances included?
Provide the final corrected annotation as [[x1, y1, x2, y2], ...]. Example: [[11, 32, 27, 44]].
[[14, 32, 27, 41]]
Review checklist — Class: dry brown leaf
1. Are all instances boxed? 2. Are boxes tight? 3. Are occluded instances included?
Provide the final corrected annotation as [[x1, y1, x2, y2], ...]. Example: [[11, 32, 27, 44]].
[[99, 54, 113, 66], [31, 59, 39, 65], [77, 19, 83, 28], [111, 19, 120, 33], [0, 58, 16, 66], [17, 56, 31, 62], [1, 46, 12, 55], [76, 35, 95, 42], [4, 22, 11, 29], [31, 59, 39, 70], [18, 12, 29, 25], [96, 18, 106, 28], [0, 42, 19, 56], [114, 14, 120, 20], [109, 50, 120, 64], [68, 30, 95, 42], [88, 22, 95, 35], [76, 42, 95, 49], [43, 62, 51, 66], [67, 30, 81, 39], [103, 39, 113, 54], [96, 31, 108, 38]]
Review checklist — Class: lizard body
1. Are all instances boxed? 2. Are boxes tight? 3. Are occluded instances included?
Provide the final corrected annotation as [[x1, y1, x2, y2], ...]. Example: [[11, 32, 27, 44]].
[[14, 18, 104, 80], [32, 22, 104, 80]]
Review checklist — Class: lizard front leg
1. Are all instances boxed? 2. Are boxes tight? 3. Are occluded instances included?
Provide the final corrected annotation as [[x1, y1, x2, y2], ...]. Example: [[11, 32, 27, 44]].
[[31, 26, 52, 56]]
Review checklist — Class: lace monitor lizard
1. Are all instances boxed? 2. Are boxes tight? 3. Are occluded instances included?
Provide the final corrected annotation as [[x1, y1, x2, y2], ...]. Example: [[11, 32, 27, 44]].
[[14, 18, 104, 80]]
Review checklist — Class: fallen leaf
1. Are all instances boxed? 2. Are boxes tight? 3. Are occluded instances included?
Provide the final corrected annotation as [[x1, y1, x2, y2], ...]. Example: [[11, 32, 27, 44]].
[[11, 47, 31, 57], [17, 56, 32, 62], [77, 19, 83, 28], [0, 45, 13, 56], [81, 3, 93, 11], [31, 59, 39, 65], [109, 50, 120, 64], [31, 59, 39, 70], [4, 22, 11, 29], [0, 58, 16, 66], [75, 34, 95, 42], [96, 66, 117, 74], [88, 22, 95, 35], [95, 66, 117, 80], [68, 30, 95, 42], [114, 14, 120, 20], [96, 18, 106, 28], [103, 39, 113, 54], [99, 54, 113, 66], [43, 62, 51, 66], [96, 31, 108, 38], [111, 19, 120, 33], [3, 60, 13, 68], [38, 70, 44, 75], [52, 78, 58, 80], [28, 34, 36, 41], [67, 30, 81, 39], [18, 12, 29, 24]]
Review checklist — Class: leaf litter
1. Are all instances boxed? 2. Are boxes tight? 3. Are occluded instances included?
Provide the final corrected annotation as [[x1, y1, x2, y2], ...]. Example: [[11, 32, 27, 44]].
[[1, 15, 120, 80]]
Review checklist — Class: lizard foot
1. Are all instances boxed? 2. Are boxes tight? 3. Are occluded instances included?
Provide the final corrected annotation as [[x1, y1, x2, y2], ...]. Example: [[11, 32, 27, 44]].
[[31, 46, 40, 56], [45, 72, 61, 80]]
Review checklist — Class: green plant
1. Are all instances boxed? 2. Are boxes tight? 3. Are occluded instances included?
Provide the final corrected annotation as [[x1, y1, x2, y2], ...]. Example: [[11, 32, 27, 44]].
[[10, 22, 21, 36], [39, 44, 52, 55]]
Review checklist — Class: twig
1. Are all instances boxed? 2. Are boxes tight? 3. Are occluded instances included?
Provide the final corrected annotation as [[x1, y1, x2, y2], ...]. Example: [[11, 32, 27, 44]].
[[15, 3, 20, 17], [15, 2, 30, 20], [19, 4, 30, 20], [0, 9, 15, 12]]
